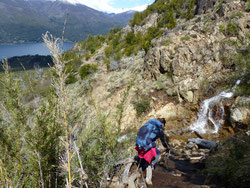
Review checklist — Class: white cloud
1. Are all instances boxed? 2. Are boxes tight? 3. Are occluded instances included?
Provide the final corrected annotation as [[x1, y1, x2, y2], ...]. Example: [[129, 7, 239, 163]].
[[60, 0, 150, 13]]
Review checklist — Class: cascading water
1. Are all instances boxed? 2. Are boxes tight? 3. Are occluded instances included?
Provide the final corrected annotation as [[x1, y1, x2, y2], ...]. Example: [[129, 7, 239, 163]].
[[190, 80, 241, 134]]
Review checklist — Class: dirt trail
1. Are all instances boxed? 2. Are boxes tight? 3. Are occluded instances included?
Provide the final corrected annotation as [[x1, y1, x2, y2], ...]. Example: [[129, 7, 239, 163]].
[[148, 155, 206, 188]]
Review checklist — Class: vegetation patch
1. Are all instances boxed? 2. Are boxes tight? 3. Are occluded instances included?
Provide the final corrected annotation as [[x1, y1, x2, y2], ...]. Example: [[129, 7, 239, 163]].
[[134, 98, 150, 116], [204, 133, 250, 188], [130, 0, 195, 27], [180, 35, 191, 41], [79, 64, 98, 79], [220, 22, 240, 37]]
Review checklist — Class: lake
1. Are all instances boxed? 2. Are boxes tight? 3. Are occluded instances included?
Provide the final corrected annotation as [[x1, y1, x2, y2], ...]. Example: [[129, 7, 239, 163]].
[[0, 42, 75, 60]]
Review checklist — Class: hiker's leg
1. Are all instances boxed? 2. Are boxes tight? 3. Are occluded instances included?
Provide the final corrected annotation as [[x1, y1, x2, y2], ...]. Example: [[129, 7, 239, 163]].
[[146, 165, 152, 185], [151, 148, 160, 169]]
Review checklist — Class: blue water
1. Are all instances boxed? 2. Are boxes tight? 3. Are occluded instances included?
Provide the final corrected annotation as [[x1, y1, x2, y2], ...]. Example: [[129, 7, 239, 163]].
[[0, 42, 75, 60]]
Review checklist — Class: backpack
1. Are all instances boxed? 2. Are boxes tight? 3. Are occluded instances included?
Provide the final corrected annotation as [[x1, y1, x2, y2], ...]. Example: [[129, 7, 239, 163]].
[[136, 119, 162, 151]]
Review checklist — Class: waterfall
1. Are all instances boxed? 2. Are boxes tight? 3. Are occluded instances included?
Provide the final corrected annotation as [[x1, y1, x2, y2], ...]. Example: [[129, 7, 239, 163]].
[[190, 80, 241, 134]]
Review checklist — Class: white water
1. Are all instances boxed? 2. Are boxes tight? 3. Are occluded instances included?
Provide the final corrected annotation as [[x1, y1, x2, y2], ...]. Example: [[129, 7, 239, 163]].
[[190, 80, 241, 134]]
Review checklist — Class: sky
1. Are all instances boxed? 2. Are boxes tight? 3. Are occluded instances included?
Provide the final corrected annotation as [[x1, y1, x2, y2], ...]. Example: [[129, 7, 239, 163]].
[[62, 0, 155, 13]]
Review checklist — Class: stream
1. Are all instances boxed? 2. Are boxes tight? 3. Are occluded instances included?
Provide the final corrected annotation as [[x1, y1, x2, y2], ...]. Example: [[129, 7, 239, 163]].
[[190, 80, 241, 134]]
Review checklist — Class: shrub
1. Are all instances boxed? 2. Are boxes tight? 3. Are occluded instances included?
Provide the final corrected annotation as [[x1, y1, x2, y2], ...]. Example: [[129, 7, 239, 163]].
[[77, 34, 105, 56], [204, 134, 250, 188], [219, 25, 225, 33], [125, 31, 136, 45], [104, 58, 110, 70], [84, 52, 91, 60], [134, 99, 150, 116], [164, 11, 177, 29], [245, 1, 250, 12], [164, 39, 172, 46], [230, 12, 244, 19], [222, 22, 240, 36], [62, 51, 82, 74], [180, 35, 191, 41], [65, 73, 77, 85], [104, 46, 112, 58], [79, 64, 98, 79]]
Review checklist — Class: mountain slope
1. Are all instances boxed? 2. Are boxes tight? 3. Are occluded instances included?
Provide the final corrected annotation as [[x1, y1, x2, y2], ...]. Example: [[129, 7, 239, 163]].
[[0, 0, 134, 43], [0, 0, 249, 187]]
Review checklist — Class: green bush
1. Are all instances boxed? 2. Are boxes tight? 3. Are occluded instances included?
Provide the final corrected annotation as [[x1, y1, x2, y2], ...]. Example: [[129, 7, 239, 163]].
[[230, 12, 244, 19], [77, 34, 105, 57], [245, 0, 250, 12], [134, 99, 150, 116], [180, 35, 191, 41], [224, 22, 240, 36], [62, 51, 82, 74], [65, 73, 77, 85], [125, 31, 136, 45], [164, 39, 172, 46], [84, 52, 91, 60], [204, 134, 250, 188], [104, 46, 112, 58], [219, 25, 225, 33], [104, 58, 111, 70], [79, 64, 98, 79], [163, 11, 177, 29]]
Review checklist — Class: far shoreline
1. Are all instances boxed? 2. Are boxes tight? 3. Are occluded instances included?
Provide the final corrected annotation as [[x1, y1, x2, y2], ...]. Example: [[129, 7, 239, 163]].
[[0, 40, 76, 45]]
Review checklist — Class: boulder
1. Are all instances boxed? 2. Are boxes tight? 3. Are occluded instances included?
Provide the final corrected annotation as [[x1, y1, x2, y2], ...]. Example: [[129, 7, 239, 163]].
[[230, 96, 250, 128], [188, 138, 216, 149], [230, 107, 250, 128]]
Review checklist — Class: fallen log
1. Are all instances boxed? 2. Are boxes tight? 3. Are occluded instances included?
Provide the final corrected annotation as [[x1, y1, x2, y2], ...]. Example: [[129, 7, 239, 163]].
[[188, 138, 216, 149]]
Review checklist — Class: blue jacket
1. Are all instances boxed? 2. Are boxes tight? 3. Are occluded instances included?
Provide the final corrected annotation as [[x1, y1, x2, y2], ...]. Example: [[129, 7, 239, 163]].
[[136, 118, 167, 151]]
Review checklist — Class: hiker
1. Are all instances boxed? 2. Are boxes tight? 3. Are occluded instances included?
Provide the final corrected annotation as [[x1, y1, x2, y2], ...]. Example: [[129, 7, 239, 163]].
[[135, 118, 170, 170]]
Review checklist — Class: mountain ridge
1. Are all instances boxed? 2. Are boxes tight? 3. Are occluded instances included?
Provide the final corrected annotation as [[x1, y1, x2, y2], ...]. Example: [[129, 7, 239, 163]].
[[0, 0, 135, 43]]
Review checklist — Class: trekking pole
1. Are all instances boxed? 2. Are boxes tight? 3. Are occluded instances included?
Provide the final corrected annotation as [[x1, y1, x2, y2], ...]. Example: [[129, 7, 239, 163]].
[[166, 149, 171, 170]]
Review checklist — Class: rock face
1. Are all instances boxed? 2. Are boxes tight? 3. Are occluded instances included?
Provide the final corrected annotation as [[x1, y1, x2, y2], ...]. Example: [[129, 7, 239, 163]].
[[195, 0, 217, 15], [230, 96, 250, 128], [134, 13, 159, 34], [143, 0, 250, 103]]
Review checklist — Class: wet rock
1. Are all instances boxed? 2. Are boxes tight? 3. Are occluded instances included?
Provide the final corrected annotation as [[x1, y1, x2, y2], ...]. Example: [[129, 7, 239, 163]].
[[188, 138, 216, 149]]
